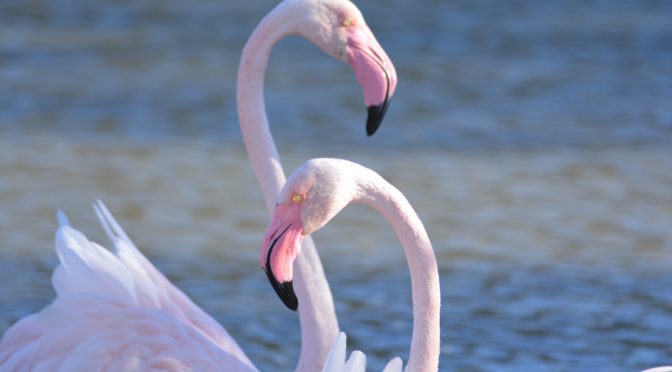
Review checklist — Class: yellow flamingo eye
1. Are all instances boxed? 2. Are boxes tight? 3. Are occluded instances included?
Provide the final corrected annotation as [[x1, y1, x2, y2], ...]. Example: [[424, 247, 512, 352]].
[[292, 194, 303, 203], [343, 17, 352, 27]]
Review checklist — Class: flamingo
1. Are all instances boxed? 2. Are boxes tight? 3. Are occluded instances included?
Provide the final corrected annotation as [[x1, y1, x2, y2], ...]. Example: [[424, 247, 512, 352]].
[[259, 158, 441, 371], [0, 0, 397, 369], [238, 0, 397, 369], [0, 201, 257, 370]]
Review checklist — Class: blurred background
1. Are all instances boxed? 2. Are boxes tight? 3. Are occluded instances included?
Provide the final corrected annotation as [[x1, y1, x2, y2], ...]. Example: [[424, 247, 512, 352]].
[[1, 0, 671, 370]]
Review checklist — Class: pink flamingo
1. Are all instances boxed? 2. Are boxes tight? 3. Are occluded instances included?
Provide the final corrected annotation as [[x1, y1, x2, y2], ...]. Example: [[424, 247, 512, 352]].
[[0, 0, 397, 370], [260, 158, 441, 371], [0, 202, 257, 370], [239, 0, 397, 369]]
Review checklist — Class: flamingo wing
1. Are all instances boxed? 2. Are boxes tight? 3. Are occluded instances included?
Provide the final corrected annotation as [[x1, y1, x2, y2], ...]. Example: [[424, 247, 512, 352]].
[[0, 202, 256, 371]]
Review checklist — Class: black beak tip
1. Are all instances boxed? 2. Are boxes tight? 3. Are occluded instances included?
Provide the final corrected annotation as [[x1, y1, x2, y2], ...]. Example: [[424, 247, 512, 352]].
[[265, 268, 298, 311], [277, 280, 298, 311], [366, 101, 390, 137]]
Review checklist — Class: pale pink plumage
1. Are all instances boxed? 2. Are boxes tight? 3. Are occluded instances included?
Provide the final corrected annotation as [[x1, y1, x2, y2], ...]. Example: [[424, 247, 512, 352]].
[[237, 0, 397, 370], [0, 0, 399, 369], [261, 159, 441, 371], [0, 201, 256, 371]]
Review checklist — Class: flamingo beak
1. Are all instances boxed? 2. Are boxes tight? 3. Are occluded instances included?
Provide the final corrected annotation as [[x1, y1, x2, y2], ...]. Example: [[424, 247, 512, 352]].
[[348, 26, 398, 136], [259, 203, 304, 311]]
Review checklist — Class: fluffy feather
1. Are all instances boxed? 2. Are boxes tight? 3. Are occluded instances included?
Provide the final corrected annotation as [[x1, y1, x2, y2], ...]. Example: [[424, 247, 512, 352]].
[[0, 201, 255, 371], [321, 331, 404, 372]]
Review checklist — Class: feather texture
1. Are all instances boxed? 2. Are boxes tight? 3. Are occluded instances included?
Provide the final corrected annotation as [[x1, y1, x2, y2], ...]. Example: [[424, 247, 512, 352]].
[[0, 202, 256, 371]]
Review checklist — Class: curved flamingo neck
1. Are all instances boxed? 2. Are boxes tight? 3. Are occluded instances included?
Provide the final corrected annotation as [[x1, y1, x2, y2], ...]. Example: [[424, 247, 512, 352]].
[[237, 5, 290, 212], [236, 4, 339, 371], [354, 170, 441, 371]]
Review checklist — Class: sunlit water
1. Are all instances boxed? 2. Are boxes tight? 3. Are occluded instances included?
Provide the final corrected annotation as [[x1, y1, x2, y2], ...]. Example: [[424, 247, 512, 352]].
[[1, 0, 671, 370]]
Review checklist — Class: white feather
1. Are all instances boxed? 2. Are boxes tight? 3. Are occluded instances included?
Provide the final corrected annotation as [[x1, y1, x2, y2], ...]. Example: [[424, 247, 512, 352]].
[[0, 203, 255, 370], [344, 350, 366, 372], [52, 220, 138, 305], [382, 357, 403, 372], [322, 332, 348, 372]]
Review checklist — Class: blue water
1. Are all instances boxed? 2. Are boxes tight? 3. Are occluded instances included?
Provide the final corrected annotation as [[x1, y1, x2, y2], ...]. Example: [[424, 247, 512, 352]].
[[1, 0, 671, 370]]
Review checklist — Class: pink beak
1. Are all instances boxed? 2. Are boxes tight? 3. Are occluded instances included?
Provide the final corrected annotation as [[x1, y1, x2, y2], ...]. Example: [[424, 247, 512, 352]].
[[348, 26, 398, 136], [259, 203, 304, 311]]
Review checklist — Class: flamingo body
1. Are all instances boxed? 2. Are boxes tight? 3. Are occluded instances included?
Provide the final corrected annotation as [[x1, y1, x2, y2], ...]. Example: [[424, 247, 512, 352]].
[[0, 203, 256, 371]]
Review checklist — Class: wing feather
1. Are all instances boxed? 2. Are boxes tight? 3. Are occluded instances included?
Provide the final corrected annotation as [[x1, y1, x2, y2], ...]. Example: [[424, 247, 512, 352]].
[[0, 203, 256, 371]]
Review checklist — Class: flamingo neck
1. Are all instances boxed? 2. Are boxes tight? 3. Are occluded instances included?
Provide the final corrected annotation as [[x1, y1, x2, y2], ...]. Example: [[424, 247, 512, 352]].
[[236, 4, 339, 371], [237, 4, 289, 212], [355, 171, 441, 371]]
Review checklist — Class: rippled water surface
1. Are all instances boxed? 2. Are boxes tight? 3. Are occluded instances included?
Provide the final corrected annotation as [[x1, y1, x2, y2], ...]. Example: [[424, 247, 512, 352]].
[[1, 0, 671, 370]]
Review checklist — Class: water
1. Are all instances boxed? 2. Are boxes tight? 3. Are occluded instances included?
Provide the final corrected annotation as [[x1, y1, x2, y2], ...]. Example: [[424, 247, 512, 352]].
[[1, 0, 671, 370]]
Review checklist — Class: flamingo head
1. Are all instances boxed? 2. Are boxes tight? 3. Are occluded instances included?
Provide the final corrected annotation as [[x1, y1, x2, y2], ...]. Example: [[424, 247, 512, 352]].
[[286, 0, 398, 135], [259, 158, 358, 310]]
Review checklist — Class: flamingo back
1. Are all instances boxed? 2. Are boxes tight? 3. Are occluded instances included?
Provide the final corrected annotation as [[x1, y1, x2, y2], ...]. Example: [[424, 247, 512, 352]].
[[0, 202, 256, 371]]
